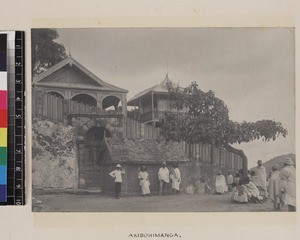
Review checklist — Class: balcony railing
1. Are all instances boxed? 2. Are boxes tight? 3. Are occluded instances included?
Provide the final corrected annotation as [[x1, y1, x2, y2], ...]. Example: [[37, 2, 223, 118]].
[[140, 110, 166, 123]]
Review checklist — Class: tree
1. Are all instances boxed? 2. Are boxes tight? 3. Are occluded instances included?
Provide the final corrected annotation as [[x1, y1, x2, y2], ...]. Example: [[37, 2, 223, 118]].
[[32, 29, 67, 77], [159, 82, 288, 177]]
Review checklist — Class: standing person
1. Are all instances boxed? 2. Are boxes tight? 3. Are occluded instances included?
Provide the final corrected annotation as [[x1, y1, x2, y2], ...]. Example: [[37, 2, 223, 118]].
[[215, 171, 228, 194], [138, 166, 150, 196], [280, 158, 296, 212], [158, 161, 170, 196], [109, 164, 126, 199], [226, 172, 234, 191], [170, 162, 181, 195], [268, 165, 283, 211], [254, 160, 268, 199]]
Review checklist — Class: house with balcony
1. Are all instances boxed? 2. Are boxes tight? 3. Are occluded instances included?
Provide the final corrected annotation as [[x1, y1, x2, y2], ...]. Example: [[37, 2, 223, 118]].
[[127, 74, 183, 124], [32, 56, 128, 116]]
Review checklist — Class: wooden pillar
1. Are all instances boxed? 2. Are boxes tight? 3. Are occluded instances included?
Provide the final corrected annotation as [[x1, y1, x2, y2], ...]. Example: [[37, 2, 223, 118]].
[[97, 100, 102, 110], [151, 92, 154, 120], [122, 94, 127, 117], [210, 145, 214, 164]]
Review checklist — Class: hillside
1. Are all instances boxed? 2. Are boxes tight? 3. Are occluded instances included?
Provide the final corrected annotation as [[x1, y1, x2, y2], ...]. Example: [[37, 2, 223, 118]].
[[250, 153, 295, 174]]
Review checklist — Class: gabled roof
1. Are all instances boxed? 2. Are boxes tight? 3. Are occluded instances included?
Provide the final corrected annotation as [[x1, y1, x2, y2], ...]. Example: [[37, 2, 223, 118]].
[[33, 56, 128, 93], [127, 74, 179, 105]]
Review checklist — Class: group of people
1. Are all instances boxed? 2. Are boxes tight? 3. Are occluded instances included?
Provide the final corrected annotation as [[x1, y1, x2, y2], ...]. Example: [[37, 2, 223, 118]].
[[268, 157, 296, 211], [213, 157, 296, 211], [231, 176, 264, 204], [109, 161, 181, 199], [108, 158, 296, 212], [219, 157, 296, 211]]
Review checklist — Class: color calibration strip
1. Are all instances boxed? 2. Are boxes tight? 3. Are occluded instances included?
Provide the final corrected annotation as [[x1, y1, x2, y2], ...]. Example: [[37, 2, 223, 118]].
[[0, 31, 25, 205], [0, 33, 8, 202]]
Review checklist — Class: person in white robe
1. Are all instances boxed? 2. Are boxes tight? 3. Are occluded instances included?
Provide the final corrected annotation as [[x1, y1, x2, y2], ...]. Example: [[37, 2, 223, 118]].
[[170, 162, 181, 195], [254, 160, 268, 199], [215, 171, 228, 194], [280, 157, 296, 212], [138, 166, 150, 196], [268, 165, 284, 211]]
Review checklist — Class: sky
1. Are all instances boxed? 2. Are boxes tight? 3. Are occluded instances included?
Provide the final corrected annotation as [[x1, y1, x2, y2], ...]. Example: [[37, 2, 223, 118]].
[[55, 28, 295, 168]]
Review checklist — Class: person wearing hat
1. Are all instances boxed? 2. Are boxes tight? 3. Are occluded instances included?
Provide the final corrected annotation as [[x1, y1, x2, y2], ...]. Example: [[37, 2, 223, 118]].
[[109, 164, 126, 199], [268, 164, 283, 211], [254, 160, 268, 199], [280, 157, 296, 211], [158, 161, 170, 196]]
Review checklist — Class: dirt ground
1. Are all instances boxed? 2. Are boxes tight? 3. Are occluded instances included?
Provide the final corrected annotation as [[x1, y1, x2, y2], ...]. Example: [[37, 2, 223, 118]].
[[32, 192, 290, 212]]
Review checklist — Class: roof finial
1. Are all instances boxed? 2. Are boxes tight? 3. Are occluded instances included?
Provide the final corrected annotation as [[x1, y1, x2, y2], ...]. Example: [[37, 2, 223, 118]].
[[166, 61, 169, 78], [68, 31, 71, 57]]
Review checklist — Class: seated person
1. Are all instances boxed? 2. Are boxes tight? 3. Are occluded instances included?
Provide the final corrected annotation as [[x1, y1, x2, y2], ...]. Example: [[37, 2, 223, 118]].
[[250, 171, 260, 186], [234, 173, 241, 185], [231, 181, 248, 204], [202, 178, 211, 194], [215, 171, 228, 194], [243, 177, 263, 203]]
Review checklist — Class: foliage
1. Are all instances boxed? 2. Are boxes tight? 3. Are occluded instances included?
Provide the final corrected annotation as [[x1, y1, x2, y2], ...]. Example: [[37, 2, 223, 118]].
[[32, 118, 78, 188], [32, 29, 67, 77], [160, 82, 287, 148]]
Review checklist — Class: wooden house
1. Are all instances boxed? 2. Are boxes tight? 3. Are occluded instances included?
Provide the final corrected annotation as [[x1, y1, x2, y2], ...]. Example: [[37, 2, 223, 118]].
[[127, 74, 182, 124], [33, 56, 128, 116]]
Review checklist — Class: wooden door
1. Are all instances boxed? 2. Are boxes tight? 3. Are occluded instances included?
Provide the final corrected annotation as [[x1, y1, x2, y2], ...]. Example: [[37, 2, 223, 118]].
[[77, 142, 102, 189]]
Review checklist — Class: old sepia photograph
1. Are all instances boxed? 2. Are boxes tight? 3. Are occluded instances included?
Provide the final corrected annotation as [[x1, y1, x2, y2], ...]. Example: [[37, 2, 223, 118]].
[[31, 28, 295, 212]]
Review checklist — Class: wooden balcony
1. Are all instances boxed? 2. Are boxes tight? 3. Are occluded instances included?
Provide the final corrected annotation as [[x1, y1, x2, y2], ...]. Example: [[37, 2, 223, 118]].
[[140, 110, 166, 123]]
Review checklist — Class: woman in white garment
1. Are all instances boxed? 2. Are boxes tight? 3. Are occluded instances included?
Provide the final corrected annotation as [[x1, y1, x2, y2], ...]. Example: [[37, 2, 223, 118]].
[[170, 162, 181, 195], [215, 171, 228, 194], [138, 166, 150, 196]]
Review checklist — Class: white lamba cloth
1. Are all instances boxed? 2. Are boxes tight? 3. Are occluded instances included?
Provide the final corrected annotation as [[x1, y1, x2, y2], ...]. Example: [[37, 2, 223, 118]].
[[215, 175, 228, 194]]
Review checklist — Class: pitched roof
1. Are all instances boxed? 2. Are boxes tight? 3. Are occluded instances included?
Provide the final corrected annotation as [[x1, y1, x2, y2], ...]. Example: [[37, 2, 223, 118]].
[[33, 56, 128, 93], [106, 138, 189, 164], [127, 74, 179, 105]]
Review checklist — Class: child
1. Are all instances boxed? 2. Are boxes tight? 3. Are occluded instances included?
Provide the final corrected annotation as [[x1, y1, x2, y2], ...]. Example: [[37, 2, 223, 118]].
[[109, 164, 126, 199], [199, 178, 211, 194], [234, 173, 241, 185]]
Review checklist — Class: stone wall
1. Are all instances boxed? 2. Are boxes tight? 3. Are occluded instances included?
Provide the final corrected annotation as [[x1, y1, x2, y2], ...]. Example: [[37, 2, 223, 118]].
[[32, 118, 78, 189]]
